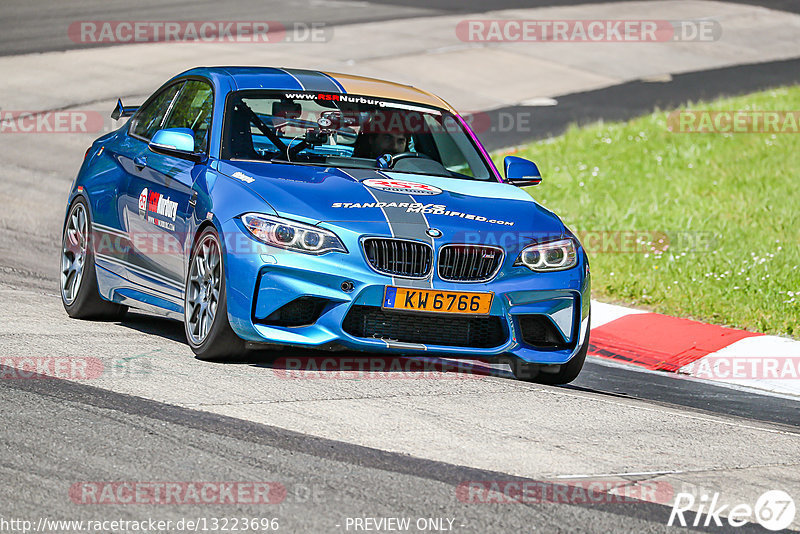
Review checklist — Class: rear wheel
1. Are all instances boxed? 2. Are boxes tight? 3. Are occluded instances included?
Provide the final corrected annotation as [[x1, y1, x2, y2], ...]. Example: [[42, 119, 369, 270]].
[[184, 227, 246, 360], [61, 197, 128, 320]]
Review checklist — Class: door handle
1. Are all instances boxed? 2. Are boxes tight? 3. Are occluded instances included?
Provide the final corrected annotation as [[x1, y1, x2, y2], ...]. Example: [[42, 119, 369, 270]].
[[133, 155, 147, 170]]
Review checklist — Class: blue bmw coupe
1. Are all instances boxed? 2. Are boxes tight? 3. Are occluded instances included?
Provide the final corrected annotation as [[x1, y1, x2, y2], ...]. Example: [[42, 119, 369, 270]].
[[61, 66, 591, 383]]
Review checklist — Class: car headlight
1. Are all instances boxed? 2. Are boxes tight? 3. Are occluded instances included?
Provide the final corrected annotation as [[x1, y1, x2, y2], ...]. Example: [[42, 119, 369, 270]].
[[515, 238, 577, 272], [241, 213, 347, 255]]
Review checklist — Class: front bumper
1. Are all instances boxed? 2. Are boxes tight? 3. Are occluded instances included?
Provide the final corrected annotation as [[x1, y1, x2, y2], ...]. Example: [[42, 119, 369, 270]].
[[221, 219, 591, 364]]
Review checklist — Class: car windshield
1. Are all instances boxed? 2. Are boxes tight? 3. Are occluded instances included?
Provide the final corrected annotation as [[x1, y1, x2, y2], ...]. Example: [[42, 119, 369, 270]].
[[221, 90, 495, 180]]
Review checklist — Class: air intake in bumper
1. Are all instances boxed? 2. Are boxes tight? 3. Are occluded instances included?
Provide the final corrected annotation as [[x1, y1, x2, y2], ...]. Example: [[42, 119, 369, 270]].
[[257, 297, 328, 327], [517, 315, 573, 349], [342, 305, 507, 348]]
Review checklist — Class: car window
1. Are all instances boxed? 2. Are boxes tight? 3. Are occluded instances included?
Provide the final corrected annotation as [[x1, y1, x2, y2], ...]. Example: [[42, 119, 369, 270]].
[[162, 80, 214, 153], [130, 83, 183, 141], [220, 91, 495, 180], [427, 115, 485, 178]]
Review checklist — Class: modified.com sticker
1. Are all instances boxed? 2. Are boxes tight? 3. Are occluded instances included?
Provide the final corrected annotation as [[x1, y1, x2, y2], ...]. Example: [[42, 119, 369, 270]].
[[331, 202, 515, 226], [668, 490, 795, 530]]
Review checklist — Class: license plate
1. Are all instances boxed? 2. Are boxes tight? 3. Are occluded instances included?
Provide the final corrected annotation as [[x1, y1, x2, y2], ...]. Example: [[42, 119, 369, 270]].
[[382, 287, 493, 315]]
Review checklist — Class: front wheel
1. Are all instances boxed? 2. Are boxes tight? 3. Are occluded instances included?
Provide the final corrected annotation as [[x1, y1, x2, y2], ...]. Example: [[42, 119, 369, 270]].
[[184, 227, 246, 360]]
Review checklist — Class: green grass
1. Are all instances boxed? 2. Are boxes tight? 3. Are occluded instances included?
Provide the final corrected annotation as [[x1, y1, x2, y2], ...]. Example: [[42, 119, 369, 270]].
[[492, 86, 800, 338]]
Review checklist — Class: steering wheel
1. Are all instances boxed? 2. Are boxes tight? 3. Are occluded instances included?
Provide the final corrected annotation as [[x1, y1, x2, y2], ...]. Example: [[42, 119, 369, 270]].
[[378, 152, 434, 169]]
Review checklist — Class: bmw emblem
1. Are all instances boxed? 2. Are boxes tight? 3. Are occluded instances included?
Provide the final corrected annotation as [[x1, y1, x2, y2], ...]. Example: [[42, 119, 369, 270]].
[[426, 228, 443, 238]]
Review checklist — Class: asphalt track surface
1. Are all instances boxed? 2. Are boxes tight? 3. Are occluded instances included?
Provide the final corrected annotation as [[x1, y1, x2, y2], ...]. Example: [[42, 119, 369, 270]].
[[3, 0, 799, 56], [0, 373, 784, 534], [479, 57, 800, 150], [2, 1, 800, 532], [3, 0, 799, 151]]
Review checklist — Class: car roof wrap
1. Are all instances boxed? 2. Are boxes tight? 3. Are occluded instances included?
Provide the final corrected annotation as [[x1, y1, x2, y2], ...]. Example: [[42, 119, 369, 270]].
[[171, 66, 456, 112]]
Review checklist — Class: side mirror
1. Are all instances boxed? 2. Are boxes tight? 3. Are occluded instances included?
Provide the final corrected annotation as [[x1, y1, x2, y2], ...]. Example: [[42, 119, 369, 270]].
[[149, 128, 203, 162], [504, 155, 542, 186]]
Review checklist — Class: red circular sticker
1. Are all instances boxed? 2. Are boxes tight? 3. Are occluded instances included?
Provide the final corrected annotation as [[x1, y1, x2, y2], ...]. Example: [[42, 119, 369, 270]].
[[362, 179, 442, 196], [138, 188, 148, 212]]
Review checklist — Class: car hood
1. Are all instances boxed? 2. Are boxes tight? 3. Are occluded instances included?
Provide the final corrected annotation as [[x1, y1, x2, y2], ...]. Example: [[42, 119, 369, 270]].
[[216, 161, 567, 246]]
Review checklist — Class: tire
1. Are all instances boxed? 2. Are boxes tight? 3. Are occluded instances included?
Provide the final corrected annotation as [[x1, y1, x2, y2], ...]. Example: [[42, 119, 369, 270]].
[[184, 226, 246, 360], [510, 313, 591, 385], [61, 197, 128, 320]]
